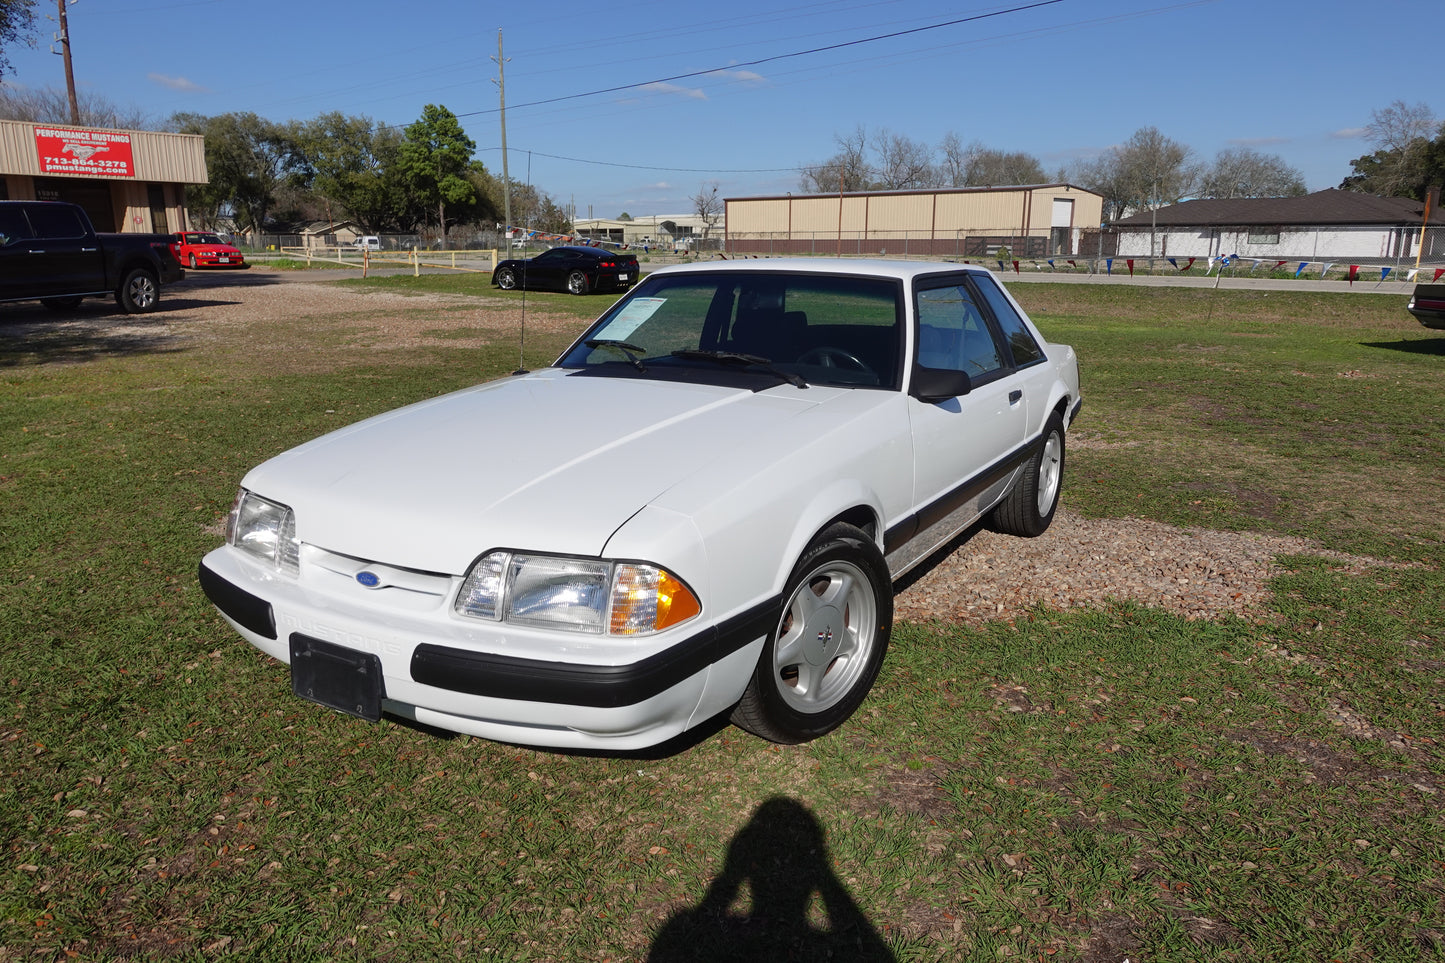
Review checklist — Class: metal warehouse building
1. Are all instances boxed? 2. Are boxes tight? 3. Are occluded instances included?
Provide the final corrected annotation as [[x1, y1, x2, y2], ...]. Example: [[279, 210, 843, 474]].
[[0, 119, 206, 234], [725, 184, 1103, 259]]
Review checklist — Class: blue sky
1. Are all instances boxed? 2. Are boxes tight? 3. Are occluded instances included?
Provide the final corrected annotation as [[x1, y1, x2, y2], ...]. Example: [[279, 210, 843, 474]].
[[5, 0, 1438, 218]]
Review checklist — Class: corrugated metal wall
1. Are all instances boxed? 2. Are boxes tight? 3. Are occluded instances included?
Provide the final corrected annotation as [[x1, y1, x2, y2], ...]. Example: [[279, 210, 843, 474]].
[[0, 120, 206, 181]]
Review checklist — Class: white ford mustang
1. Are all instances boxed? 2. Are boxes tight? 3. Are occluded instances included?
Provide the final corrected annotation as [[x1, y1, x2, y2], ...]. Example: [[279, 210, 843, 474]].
[[199, 259, 1081, 750]]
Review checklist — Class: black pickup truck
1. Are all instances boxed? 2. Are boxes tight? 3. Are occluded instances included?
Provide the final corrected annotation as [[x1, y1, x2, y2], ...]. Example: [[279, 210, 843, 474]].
[[0, 200, 184, 314]]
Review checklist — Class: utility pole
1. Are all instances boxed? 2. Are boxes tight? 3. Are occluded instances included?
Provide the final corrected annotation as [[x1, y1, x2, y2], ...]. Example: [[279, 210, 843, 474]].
[[492, 30, 513, 250], [53, 0, 80, 125]]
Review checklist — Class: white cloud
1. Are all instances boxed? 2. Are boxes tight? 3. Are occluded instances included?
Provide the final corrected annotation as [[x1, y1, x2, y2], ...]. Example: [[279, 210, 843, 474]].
[[705, 68, 765, 84], [1227, 136, 1290, 147], [641, 82, 706, 101], [148, 73, 210, 93], [1332, 127, 1368, 140]]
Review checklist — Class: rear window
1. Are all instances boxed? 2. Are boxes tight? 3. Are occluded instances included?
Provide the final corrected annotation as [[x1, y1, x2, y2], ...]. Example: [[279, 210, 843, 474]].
[[26, 205, 88, 240]]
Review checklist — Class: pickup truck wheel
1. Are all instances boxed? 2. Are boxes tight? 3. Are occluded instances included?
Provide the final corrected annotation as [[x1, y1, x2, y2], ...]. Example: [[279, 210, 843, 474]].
[[731, 523, 892, 744], [116, 268, 159, 313], [990, 411, 1065, 537], [41, 296, 84, 312]]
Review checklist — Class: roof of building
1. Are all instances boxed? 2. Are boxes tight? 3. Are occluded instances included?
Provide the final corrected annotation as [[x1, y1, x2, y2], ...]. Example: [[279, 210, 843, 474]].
[[1112, 189, 1425, 228], [729, 183, 1100, 203]]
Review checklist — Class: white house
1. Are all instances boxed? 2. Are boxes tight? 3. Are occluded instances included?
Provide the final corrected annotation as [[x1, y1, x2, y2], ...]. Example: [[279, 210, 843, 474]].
[[1111, 190, 1434, 263]]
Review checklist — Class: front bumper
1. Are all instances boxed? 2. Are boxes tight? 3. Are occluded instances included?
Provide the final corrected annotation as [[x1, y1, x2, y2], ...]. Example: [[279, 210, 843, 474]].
[[198, 549, 769, 749]]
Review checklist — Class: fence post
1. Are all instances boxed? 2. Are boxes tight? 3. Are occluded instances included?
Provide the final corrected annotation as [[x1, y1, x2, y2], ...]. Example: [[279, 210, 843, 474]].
[[413, 246, 420, 277]]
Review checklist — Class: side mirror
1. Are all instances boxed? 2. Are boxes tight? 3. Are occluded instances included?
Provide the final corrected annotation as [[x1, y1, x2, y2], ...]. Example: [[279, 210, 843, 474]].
[[910, 365, 972, 403]]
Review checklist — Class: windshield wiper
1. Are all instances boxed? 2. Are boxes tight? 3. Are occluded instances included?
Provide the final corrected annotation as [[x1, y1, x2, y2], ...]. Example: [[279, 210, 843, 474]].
[[669, 349, 808, 388], [585, 339, 647, 372]]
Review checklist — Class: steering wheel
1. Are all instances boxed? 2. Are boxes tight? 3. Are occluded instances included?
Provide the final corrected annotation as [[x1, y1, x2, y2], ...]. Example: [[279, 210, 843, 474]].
[[797, 346, 871, 373]]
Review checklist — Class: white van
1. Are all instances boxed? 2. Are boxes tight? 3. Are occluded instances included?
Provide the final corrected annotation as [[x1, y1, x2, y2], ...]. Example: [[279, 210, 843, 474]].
[[352, 236, 381, 251]]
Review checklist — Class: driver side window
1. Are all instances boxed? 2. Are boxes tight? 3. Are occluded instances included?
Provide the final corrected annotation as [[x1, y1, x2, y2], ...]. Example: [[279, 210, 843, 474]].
[[916, 283, 1004, 377]]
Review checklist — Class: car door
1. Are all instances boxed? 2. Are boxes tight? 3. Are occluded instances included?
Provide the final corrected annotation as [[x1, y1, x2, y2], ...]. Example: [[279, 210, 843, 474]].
[[0, 206, 37, 300], [969, 272, 1057, 430], [905, 276, 1029, 538], [526, 248, 569, 290], [23, 204, 106, 296]]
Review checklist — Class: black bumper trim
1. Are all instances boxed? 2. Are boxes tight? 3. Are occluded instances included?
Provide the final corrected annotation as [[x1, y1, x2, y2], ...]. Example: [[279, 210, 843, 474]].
[[410, 598, 780, 708], [198, 560, 277, 640]]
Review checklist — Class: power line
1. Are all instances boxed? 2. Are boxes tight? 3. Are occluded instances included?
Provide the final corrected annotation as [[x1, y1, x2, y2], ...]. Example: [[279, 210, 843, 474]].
[[375, 0, 1069, 131]]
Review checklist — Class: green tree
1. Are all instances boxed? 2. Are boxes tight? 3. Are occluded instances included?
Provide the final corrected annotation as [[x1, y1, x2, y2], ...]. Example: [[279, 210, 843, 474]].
[[296, 112, 407, 233], [1340, 100, 1443, 199], [172, 111, 303, 238], [396, 104, 477, 248], [0, 0, 37, 80]]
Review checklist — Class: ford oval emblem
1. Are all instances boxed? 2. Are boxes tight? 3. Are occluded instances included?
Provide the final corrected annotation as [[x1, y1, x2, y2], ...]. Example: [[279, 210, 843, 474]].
[[356, 571, 381, 588]]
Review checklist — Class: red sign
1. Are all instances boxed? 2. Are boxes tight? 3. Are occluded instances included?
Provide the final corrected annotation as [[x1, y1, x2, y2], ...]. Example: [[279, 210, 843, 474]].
[[34, 126, 135, 178]]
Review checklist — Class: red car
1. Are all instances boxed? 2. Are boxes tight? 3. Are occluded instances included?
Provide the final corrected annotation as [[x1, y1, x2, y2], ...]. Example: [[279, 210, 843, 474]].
[[174, 231, 247, 269]]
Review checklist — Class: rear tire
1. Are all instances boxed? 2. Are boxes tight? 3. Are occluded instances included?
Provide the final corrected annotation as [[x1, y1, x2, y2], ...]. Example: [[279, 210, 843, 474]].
[[731, 523, 892, 744], [566, 270, 590, 295], [115, 268, 159, 314], [991, 411, 1065, 537]]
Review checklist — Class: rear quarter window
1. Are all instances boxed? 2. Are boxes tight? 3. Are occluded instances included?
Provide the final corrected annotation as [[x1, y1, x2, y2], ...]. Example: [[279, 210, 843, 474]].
[[971, 274, 1044, 366]]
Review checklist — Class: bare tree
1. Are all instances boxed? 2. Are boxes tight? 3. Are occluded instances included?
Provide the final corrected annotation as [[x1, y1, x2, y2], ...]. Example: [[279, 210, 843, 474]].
[[1069, 127, 1196, 221], [1366, 100, 1437, 153], [0, 84, 153, 129], [1343, 100, 1441, 197], [1198, 147, 1306, 198], [800, 125, 872, 193], [691, 182, 723, 238], [870, 129, 936, 190]]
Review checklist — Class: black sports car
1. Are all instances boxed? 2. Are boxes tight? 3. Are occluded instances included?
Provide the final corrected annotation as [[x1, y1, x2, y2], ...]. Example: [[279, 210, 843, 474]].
[[492, 245, 640, 295]]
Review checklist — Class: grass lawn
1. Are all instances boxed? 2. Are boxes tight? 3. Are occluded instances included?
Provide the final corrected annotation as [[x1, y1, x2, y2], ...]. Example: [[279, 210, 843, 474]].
[[1, 280, 1441, 961]]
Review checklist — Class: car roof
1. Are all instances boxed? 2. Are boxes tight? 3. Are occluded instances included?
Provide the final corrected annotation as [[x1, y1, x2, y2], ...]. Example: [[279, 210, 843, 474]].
[[551, 245, 620, 255], [646, 257, 994, 282]]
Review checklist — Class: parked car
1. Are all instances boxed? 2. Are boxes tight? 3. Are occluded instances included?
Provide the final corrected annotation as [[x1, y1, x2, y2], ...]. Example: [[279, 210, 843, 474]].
[[199, 259, 1081, 750], [1406, 282, 1445, 330], [175, 230, 247, 269], [492, 245, 639, 295], [352, 236, 382, 251], [0, 200, 183, 313]]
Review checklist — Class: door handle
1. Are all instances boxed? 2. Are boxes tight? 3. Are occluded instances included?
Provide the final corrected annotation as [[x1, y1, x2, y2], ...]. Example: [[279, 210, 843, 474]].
[[1009, 389, 1023, 404]]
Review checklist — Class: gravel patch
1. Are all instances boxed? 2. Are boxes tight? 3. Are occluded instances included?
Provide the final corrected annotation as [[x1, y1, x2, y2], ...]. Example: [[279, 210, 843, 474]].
[[894, 509, 1397, 626]]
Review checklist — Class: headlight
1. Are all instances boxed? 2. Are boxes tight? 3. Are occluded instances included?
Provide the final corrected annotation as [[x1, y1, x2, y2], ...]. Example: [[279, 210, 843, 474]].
[[227, 489, 300, 577], [455, 551, 700, 636]]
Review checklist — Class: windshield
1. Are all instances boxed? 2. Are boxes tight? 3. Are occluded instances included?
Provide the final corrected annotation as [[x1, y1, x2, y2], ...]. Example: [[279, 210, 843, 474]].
[[187, 233, 225, 245], [559, 270, 904, 389]]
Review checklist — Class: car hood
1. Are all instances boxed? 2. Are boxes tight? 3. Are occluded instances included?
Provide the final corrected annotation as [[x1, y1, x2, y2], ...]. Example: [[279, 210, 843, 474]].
[[242, 368, 835, 573]]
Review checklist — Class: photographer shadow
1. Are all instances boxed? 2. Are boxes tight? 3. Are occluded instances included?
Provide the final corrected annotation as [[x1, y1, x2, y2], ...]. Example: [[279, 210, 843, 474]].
[[648, 797, 895, 963]]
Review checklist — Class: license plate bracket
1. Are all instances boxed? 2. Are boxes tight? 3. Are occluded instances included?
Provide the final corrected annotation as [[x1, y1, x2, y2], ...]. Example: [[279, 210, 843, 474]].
[[290, 634, 385, 721]]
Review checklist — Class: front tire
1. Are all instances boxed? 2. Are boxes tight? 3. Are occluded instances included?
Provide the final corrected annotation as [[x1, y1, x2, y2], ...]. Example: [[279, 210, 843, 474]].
[[188, 253, 198, 269], [115, 268, 159, 314], [731, 523, 892, 744], [991, 410, 1065, 537], [566, 270, 590, 295], [495, 267, 517, 290]]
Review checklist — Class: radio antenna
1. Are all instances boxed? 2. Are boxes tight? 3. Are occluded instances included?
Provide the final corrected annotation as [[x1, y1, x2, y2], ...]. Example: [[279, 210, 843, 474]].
[[512, 151, 533, 375]]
